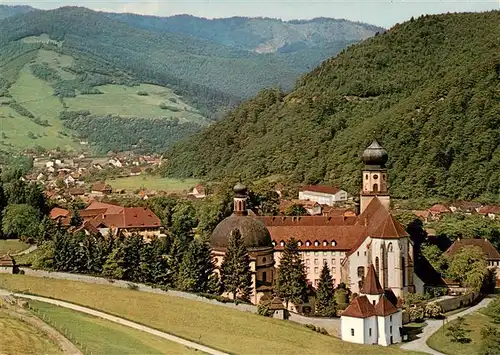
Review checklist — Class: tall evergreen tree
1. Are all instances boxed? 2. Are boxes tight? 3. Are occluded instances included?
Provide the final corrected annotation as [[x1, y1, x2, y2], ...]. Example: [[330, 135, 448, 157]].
[[315, 262, 337, 317], [176, 237, 214, 293], [167, 237, 184, 287], [69, 209, 83, 227], [275, 238, 308, 309], [221, 229, 252, 301]]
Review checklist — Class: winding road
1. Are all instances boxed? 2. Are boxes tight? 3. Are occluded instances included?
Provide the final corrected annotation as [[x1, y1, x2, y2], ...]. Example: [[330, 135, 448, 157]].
[[400, 297, 492, 355], [0, 289, 229, 355]]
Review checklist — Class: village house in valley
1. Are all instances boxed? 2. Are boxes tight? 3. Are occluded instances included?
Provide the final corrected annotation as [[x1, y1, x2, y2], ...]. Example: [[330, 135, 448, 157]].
[[298, 185, 348, 206]]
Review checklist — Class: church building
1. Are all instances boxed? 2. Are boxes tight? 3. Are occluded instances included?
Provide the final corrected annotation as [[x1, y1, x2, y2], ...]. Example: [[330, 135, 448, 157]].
[[210, 140, 425, 305]]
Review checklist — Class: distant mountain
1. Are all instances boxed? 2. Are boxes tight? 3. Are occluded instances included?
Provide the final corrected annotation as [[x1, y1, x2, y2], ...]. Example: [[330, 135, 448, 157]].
[[0, 5, 382, 154], [162, 11, 500, 201], [0, 4, 34, 20], [106, 13, 385, 72]]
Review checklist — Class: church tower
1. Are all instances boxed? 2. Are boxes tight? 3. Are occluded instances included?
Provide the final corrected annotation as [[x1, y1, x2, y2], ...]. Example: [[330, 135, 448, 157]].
[[360, 140, 390, 213]]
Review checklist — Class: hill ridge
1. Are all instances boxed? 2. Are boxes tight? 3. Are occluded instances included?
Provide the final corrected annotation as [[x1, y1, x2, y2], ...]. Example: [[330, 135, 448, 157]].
[[162, 11, 500, 200]]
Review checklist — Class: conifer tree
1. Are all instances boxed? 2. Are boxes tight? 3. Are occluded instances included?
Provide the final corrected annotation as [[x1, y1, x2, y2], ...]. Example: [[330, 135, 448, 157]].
[[168, 237, 184, 287], [275, 238, 308, 309], [176, 237, 214, 293], [315, 262, 337, 317], [221, 229, 252, 301]]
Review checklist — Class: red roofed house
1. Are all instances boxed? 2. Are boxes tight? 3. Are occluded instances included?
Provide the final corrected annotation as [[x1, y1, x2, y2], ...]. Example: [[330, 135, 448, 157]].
[[91, 182, 112, 196], [49, 207, 71, 225], [478, 205, 500, 219], [428, 204, 451, 220], [341, 264, 402, 346], [298, 185, 348, 206], [83, 202, 163, 239], [279, 199, 322, 216]]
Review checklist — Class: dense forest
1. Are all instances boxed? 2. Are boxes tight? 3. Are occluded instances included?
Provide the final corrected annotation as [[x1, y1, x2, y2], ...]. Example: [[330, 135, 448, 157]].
[[163, 11, 500, 200]]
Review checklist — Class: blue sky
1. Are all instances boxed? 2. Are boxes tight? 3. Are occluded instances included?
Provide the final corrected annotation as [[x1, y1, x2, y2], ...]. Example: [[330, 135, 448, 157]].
[[1, 0, 498, 27]]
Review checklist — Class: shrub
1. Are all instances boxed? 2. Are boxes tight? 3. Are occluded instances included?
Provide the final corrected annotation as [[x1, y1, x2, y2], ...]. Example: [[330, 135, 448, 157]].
[[137, 91, 149, 96], [257, 303, 272, 317], [408, 306, 425, 323], [424, 302, 442, 318]]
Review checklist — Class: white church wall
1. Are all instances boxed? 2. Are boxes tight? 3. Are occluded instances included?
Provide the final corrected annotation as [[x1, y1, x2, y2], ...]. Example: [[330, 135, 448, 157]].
[[341, 316, 366, 344], [364, 316, 378, 345]]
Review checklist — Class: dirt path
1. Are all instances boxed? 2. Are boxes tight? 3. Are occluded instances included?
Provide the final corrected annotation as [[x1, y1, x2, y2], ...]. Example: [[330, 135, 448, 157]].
[[9, 291, 229, 355], [4, 308, 82, 355]]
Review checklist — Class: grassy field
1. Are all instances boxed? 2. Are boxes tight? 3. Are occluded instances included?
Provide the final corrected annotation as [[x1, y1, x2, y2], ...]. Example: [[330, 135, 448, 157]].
[[427, 312, 496, 354], [8, 64, 78, 151], [0, 274, 416, 355], [64, 83, 207, 124], [0, 309, 63, 355], [0, 239, 29, 256], [107, 176, 201, 193], [28, 300, 198, 355]]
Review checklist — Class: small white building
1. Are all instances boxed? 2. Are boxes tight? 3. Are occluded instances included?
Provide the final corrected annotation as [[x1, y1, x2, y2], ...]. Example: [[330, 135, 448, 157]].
[[299, 185, 348, 206], [341, 264, 402, 346]]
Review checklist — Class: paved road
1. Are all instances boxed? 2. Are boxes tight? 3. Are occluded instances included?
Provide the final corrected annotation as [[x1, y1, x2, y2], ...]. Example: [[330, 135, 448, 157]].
[[3, 290, 229, 355], [401, 298, 492, 355]]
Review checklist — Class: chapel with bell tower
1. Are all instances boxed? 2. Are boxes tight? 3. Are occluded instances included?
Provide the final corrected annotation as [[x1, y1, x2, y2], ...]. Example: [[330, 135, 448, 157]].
[[360, 140, 390, 213]]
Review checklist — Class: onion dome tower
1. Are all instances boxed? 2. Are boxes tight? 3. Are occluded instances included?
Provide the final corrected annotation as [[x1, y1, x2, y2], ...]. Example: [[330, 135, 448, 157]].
[[210, 181, 275, 304], [360, 139, 390, 213]]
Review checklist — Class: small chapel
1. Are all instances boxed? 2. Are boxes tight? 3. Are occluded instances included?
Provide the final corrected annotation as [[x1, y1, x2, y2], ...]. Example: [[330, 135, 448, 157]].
[[341, 264, 403, 346]]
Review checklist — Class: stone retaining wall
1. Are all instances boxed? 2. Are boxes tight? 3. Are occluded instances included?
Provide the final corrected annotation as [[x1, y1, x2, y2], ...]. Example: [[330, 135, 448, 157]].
[[287, 312, 341, 337]]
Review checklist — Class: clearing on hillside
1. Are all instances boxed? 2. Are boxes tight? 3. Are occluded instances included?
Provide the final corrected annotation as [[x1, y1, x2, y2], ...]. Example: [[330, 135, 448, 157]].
[[0, 274, 416, 355], [0, 309, 63, 355], [29, 300, 198, 355]]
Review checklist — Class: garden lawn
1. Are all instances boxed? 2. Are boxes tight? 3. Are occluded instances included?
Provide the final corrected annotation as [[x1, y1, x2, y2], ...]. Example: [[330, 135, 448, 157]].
[[0, 274, 416, 355], [107, 176, 200, 193], [28, 300, 198, 355], [0, 239, 29, 256], [0, 309, 62, 355], [427, 312, 496, 354]]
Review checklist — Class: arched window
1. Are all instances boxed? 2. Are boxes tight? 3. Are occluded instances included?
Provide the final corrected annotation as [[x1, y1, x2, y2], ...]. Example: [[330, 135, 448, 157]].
[[375, 257, 380, 277], [280, 241, 285, 247], [314, 240, 319, 247], [262, 257, 267, 263], [373, 183, 379, 192], [365, 174, 368, 180], [306, 241, 311, 247], [323, 240, 328, 246], [298, 241, 302, 246], [214, 258, 219, 263], [388, 243, 393, 252], [331, 240, 336, 246], [357, 266, 365, 278], [272, 241, 276, 247]]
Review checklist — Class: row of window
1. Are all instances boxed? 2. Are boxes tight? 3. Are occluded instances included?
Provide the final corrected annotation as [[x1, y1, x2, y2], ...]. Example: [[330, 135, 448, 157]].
[[305, 258, 337, 266], [274, 240, 338, 247]]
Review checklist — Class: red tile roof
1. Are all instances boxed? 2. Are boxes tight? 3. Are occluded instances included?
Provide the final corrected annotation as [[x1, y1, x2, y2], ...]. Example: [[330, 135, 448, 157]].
[[299, 185, 342, 194], [342, 295, 376, 318], [478, 205, 500, 215], [444, 238, 500, 260], [360, 264, 384, 295], [374, 295, 400, 316], [91, 182, 112, 193], [69, 188, 85, 195], [428, 204, 451, 213], [50, 207, 70, 220], [357, 198, 408, 239]]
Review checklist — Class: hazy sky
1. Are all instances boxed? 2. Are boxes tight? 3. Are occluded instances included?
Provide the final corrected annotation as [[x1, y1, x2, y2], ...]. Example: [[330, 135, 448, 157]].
[[1, 0, 498, 28]]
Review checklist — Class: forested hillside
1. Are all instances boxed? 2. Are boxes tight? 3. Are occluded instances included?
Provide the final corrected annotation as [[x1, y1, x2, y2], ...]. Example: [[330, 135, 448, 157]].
[[107, 14, 384, 72], [163, 11, 500, 200], [0, 5, 34, 20]]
